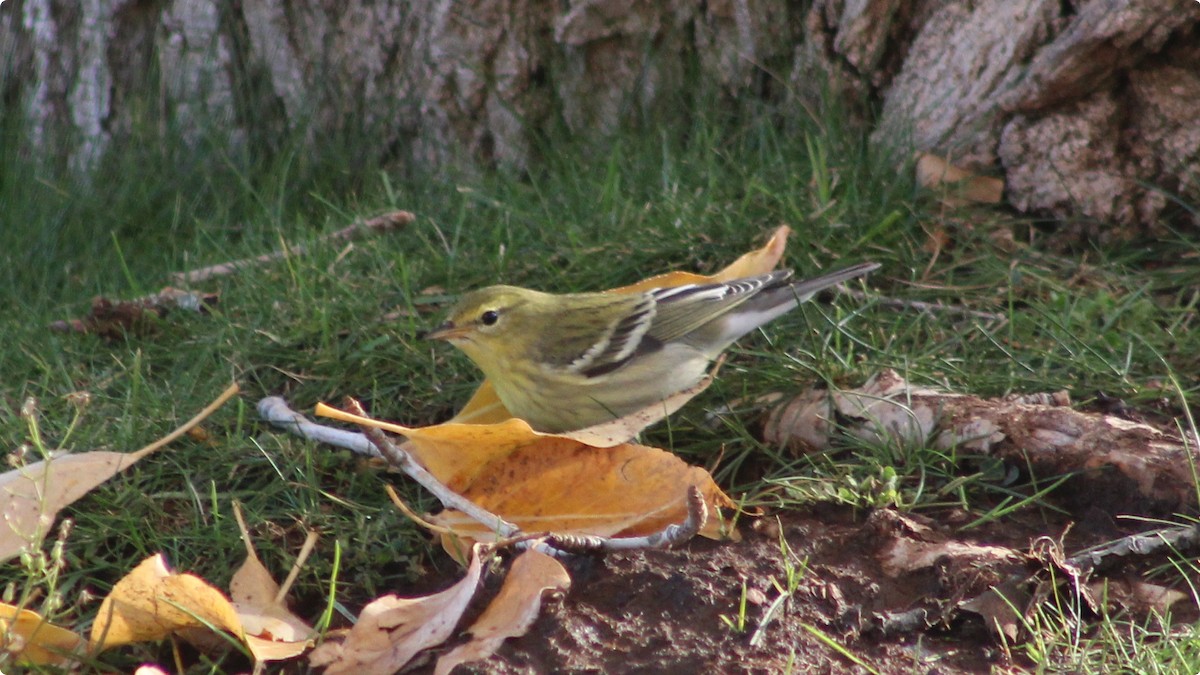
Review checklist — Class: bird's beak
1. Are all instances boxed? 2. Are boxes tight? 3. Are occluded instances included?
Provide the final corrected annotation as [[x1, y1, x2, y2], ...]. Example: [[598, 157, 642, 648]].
[[422, 320, 466, 341]]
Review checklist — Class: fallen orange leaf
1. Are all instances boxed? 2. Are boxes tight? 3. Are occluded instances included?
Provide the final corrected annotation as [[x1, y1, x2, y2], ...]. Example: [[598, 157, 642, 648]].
[[424, 437, 731, 551], [90, 545, 313, 663], [0, 603, 85, 666], [610, 225, 791, 293], [314, 232, 791, 554], [319, 394, 735, 556], [435, 548, 570, 674]]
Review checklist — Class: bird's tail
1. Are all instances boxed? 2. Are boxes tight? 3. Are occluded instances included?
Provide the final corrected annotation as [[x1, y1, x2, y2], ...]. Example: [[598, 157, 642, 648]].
[[786, 261, 881, 303], [714, 261, 881, 344]]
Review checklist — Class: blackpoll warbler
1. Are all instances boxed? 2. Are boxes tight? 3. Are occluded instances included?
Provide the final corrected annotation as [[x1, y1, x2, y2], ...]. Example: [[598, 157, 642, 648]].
[[426, 262, 879, 433]]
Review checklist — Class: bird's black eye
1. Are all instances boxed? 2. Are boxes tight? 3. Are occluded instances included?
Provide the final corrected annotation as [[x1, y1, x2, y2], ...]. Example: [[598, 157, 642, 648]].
[[480, 310, 500, 326]]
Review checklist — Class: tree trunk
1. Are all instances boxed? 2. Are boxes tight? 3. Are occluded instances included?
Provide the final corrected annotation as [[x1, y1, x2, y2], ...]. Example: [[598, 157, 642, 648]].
[[797, 0, 1199, 239], [3, 0, 1197, 236]]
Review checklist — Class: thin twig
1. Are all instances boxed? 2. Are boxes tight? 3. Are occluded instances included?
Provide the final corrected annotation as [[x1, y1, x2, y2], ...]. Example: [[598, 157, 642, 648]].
[[277, 531, 319, 604], [839, 286, 1007, 323], [173, 210, 414, 284], [342, 398, 524, 541], [547, 485, 707, 551], [1067, 522, 1200, 574], [385, 485, 456, 535], [871, 608, 932, 635], [258, 396, 380, 457]]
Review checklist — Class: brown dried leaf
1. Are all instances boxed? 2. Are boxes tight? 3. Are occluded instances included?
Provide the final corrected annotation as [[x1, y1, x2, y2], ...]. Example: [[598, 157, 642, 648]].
[[435, 549, 571, 675], [49, 288, 219, 339], [1087, 579, 1189, 617], [230, 551, 314, 661], [960, 579, 1031, 642], [0, 603, 86, 667], [309, 546, 486, 674], [879, 536, 1024, 578], [915, 153, 1005, 207]]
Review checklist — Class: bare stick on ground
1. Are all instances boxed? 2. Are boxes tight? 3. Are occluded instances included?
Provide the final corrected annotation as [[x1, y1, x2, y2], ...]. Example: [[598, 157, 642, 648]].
[[838, 287, 1008, 323], [173, 210, 415, 284], [49, 288, 220, 337]]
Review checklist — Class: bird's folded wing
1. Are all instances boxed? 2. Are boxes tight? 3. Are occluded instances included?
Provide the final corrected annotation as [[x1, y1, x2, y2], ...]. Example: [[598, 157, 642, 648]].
[[645, 271, 792, 344]]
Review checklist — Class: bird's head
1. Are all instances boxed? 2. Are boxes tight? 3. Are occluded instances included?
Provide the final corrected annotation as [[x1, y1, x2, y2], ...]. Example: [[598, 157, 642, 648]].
[[423, 285, 537, 355]]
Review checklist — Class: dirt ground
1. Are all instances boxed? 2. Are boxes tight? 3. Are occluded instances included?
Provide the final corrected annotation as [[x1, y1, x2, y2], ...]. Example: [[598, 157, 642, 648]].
[[417, 499, 1196, 674]]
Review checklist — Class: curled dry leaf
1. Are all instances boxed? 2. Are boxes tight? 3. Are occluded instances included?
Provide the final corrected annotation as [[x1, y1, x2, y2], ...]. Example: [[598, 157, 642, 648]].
[[309, 545, 486, 675], [229, 546, 314, 660], [608, 225, 792, 294], [915, 152, 1005, 207], [960, 579, 1031, 642], [0, 603, 86, 667], [435, 548, 571, 675], [871, 510, 1025, 579], [90, 547, 312, 662], [1086, 579, 1189, 618]]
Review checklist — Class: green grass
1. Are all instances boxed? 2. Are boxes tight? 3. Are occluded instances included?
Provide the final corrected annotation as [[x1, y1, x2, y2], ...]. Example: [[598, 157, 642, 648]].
[[1, 98, 1198, 672]]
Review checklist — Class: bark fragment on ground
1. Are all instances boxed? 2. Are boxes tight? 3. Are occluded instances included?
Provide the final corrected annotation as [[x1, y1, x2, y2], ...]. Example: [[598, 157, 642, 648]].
[[763, 369, 1199, 514]]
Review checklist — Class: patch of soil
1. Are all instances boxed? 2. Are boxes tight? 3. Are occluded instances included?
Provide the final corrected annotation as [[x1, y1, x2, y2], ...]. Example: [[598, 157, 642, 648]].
[[437, 503, 1195, 674]]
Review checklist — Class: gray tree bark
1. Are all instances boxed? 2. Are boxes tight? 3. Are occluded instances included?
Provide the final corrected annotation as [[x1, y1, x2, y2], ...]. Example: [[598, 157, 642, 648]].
[[2, 0, 1196, 237]]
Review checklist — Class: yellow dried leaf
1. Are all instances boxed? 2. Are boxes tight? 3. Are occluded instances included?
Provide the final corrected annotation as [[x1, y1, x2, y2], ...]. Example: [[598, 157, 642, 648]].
[[435, 549, 570, 675], [915, 153, 1004, 206], [0, 603, 85, 666], [309, 545, 485, 674], [0, 452, 144, 563], [89, 554, 244, 653], [0, 383, 240, 562], [611, 225, 791, 293]]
